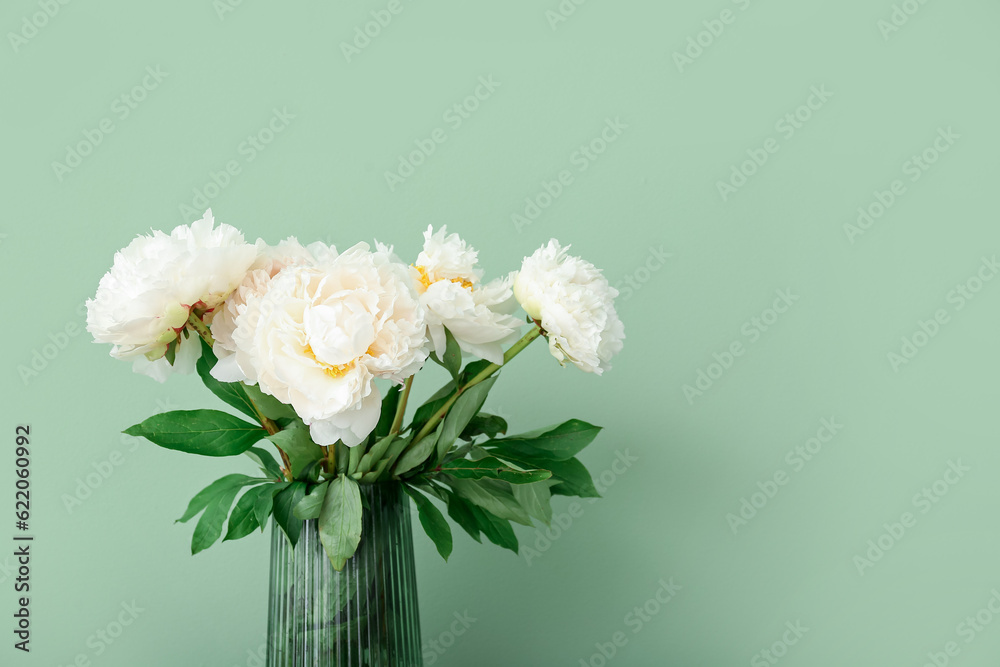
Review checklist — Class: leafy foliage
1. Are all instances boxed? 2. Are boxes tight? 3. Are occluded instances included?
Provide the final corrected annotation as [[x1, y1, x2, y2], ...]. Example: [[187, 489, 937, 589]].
[[319, 477, 363, 571], [158, 343, 608, 569], [125, 410, 266, 457]]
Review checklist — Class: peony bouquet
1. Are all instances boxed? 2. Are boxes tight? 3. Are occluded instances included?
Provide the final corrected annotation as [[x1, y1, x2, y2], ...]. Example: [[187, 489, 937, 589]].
[[86, 210, 624, 569]]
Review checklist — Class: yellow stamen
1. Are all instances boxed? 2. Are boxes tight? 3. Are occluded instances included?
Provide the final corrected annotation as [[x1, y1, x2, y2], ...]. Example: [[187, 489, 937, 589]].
[[412, 264, 474, 291], [304, 344, 356, 379], [414, 265, 433, 290]]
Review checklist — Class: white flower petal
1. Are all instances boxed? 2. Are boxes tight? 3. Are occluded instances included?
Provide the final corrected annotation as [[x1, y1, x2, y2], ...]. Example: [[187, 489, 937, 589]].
[[220, 244, 427, 446], [307, 389, 382, 447], [514, 240, 625, 374], [86, 209, 257, 380], [414, 227, 522, 366]]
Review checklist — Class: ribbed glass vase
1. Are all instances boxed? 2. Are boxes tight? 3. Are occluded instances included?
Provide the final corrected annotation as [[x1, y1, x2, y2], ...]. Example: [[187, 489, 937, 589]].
[[266, 482, 421, 667]]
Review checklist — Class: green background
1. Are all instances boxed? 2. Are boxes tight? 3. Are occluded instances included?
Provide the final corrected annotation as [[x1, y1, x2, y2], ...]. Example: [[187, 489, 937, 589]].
[[3, 0, 1000, 665]]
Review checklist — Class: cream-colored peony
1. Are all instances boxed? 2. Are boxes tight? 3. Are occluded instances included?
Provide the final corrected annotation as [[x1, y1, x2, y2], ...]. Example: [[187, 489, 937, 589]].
[[219, 242, 428, 446], [513, 240, 625, 374], [209, 237, 329, 382], [85, 210, 258, 381], [411, 225, 521, 365]]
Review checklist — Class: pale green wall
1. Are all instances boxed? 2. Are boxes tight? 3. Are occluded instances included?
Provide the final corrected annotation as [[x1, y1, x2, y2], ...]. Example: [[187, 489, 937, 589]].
[[4, 1, 1000, 665]]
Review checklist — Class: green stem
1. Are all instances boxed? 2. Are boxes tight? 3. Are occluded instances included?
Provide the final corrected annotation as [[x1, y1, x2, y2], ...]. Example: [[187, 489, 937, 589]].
[[411, 324, 543, 446], [186, 310, 215, 347], [188, 310, 290, 480], [390, 376, 414, 435]]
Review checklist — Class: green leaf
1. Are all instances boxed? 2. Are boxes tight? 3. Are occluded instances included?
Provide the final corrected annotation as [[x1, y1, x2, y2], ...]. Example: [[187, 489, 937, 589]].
[[460, 413, 508, 441], [438, 456, 552, 484], [437, 376, 497, 463], [459, 359, 493, 384], [224, 485, 277, 541], [125, 410, 266, 457], [319, 476, 363, 571], [357, 434, 395, 475], [348, 444, 365, 476], [164, 338, 178, 366], [273, 482, 307, 547], [443, 476, 532, 526], [373, 385, 401, 440], [486, 419, 602, 462], [487, 451, 600, 499], [362, 436, 411, 482], [195, 338, 260, 421], [512, 480, 556, 525], [441, 328, 462, 379], [335, 442, 350, 475], [176, 474, 263, 523], [542, 457, 601, 498], [267, 425, 324, 479], [294, 481, 330, 520], [468, 504, 518, 553], [242, 383, 297, 421], [191, 482, 246, 554], [254, 482, 289, 530], [444, 491, 481, 543], [410, 380, 456, 430], [403, 485, 452, 560], [407, 479, 448, 503], [393, 429, 439, 477], [244, 447, 284, 481]]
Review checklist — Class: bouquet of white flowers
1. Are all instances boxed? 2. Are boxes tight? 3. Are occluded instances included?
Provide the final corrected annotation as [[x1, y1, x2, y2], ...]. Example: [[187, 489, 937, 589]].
[[87, 210, 625, 569]]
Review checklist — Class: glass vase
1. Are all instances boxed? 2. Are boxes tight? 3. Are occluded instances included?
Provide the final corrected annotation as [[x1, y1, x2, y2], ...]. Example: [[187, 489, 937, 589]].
[[266, 482, 422, 666]]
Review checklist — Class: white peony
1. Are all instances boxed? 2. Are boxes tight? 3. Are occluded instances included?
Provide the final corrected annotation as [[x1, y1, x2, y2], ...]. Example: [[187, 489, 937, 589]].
[[85, 209, 258, 381], [412, 225, 522, 365], [209, 237, 329, 381], [218, 242, 428, 446], [513, 239, 625, 374]]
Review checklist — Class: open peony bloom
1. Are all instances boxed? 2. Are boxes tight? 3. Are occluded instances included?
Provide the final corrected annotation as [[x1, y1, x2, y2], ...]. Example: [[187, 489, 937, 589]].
[[209, 237, 335, 382], [85, 209, 258, 381], [513, 239, 625, 374], [411, 225, 522, 365], [216, 242, 428, 446]]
